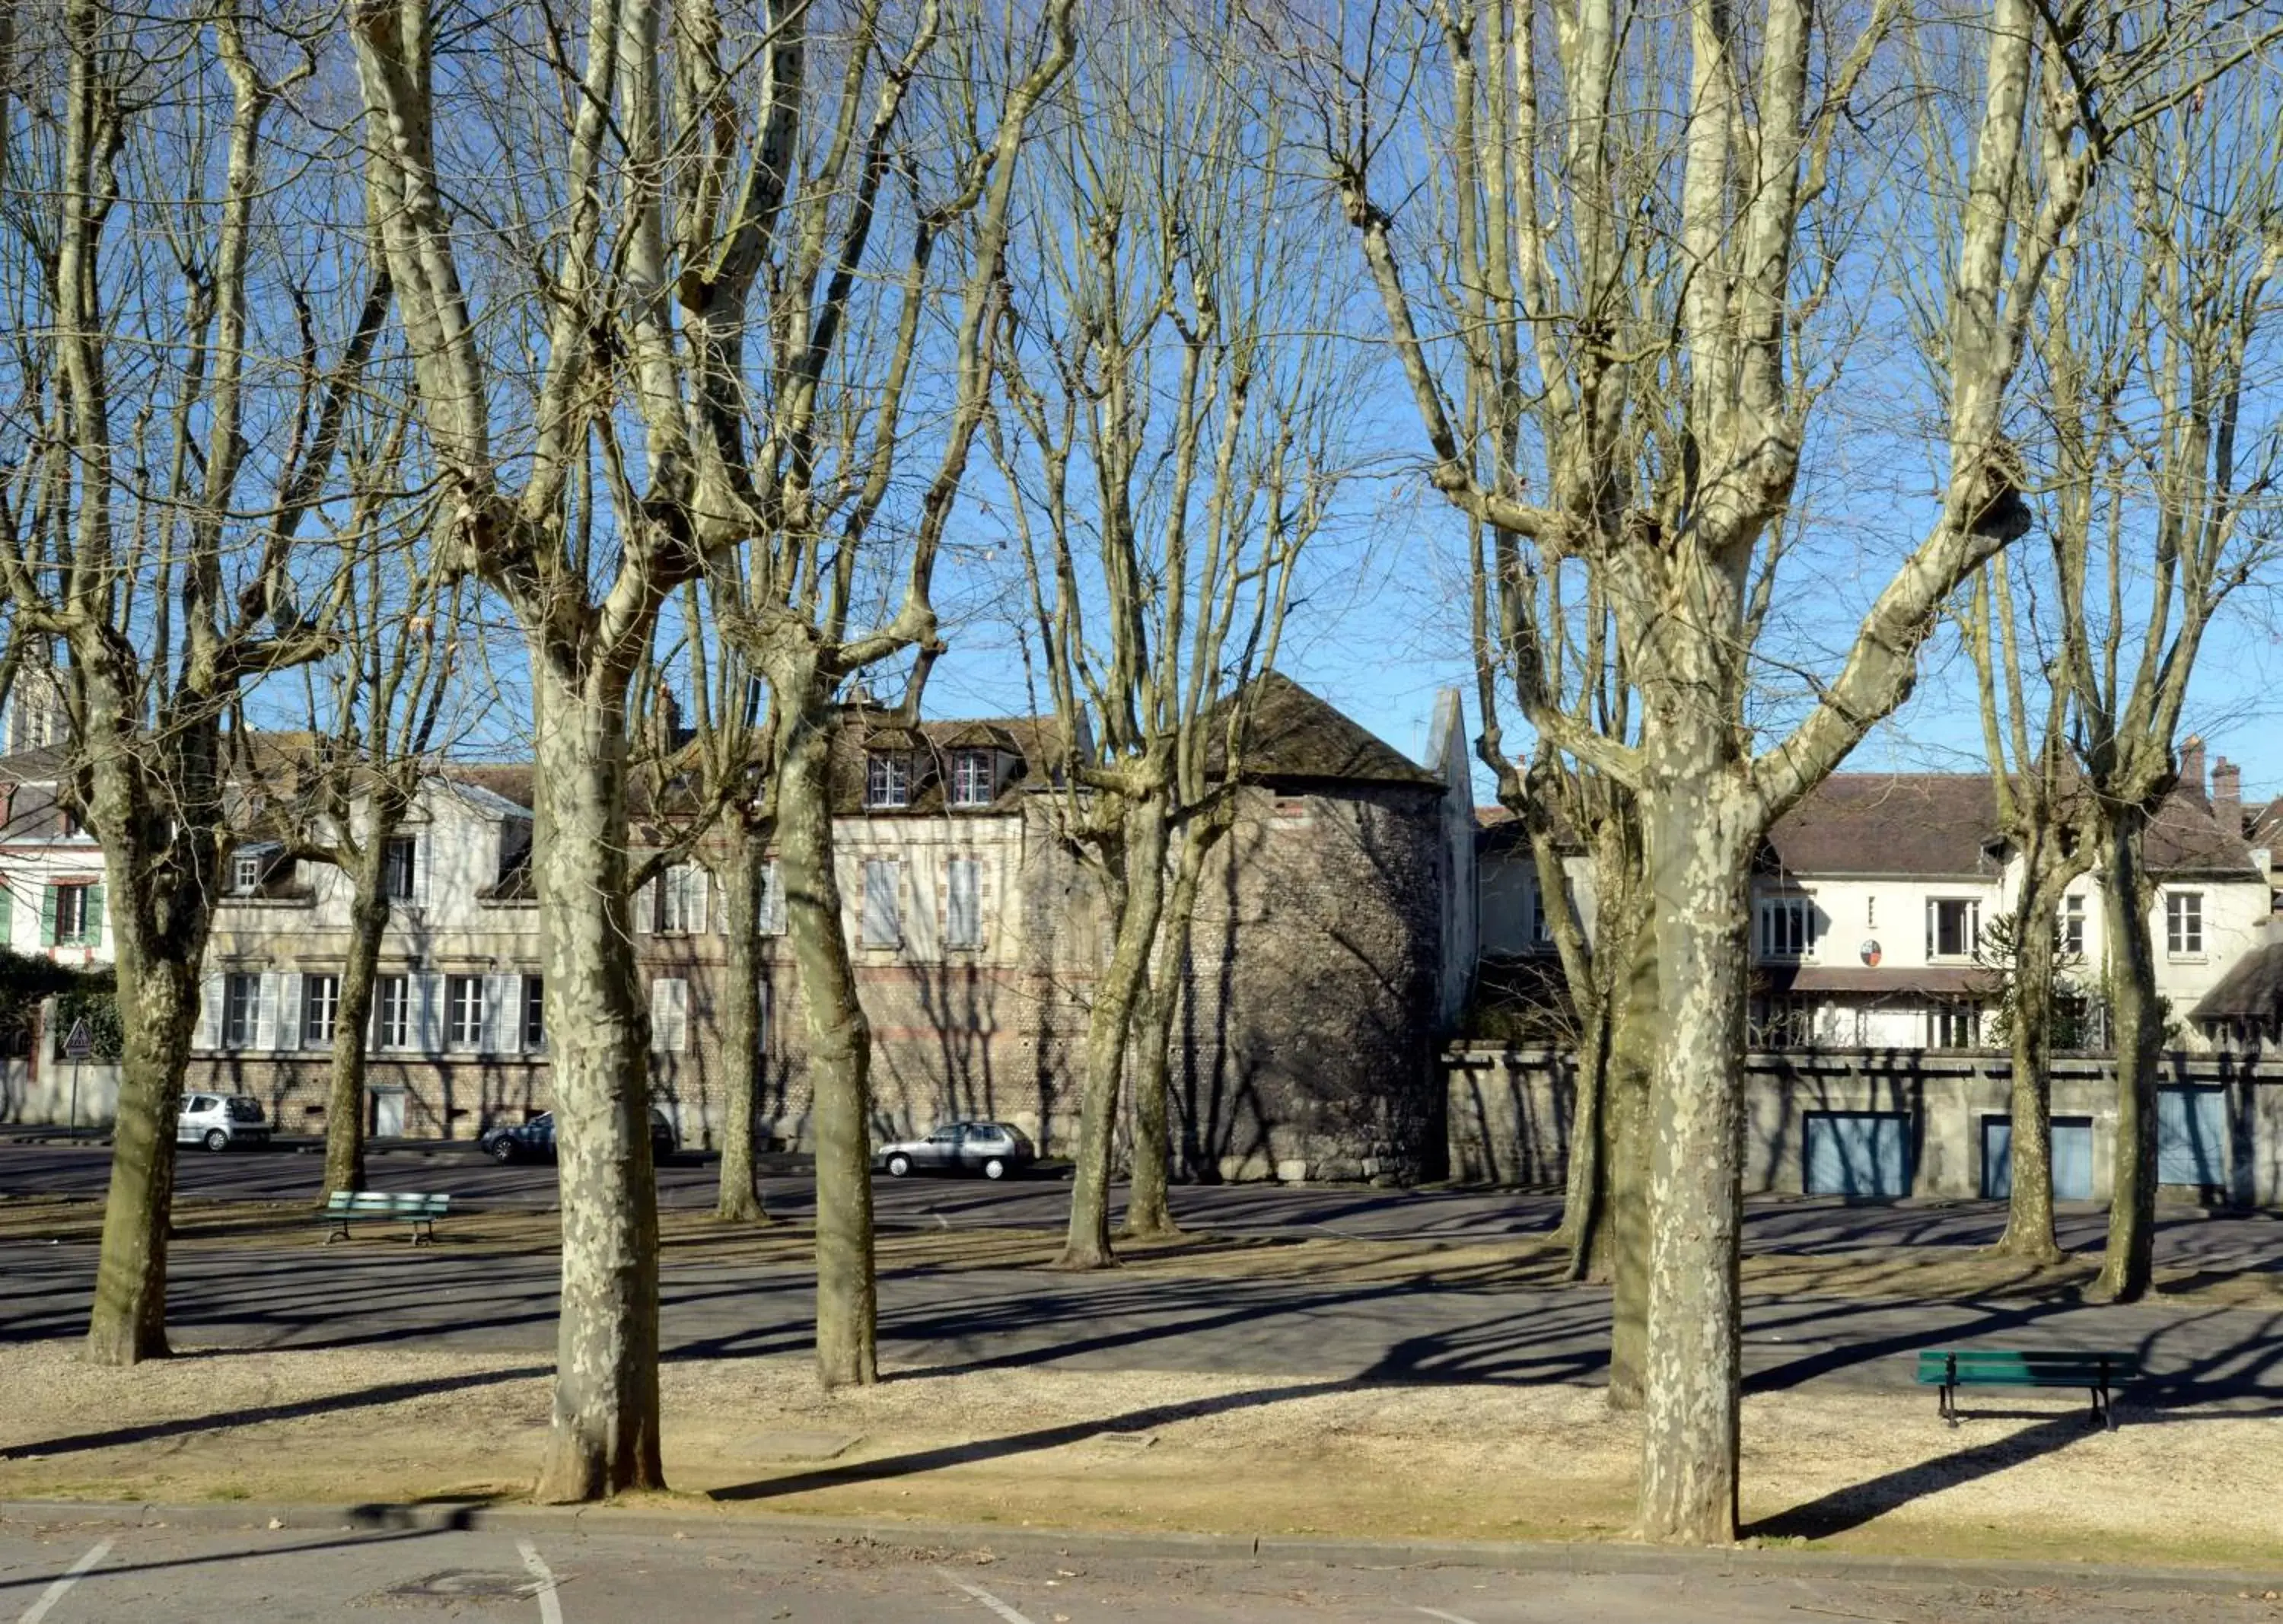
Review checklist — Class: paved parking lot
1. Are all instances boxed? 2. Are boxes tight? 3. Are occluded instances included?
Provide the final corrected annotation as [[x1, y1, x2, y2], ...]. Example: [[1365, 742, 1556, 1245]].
[[0, 1514, 2271, 1624]]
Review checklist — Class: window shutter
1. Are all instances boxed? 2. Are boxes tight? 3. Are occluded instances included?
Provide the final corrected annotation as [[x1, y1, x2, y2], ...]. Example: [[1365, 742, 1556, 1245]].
[[761, 861, 785, 935], [416, 973, 445, 1052], [947, 858, 979, 948], [249, 973, 278, 1051], [861, 860, 900, 947], [689, 868, 709, 934], [193, 973, 224, 1051], [651, 977, 689, 1053], [40, 884, 56, 946], [275, 973, 302, 1052], [0, 883, 11, 947], [84, 883, 104, 944], [412, 836, 430, 905], [483, 973, 515, 1053], [635, 878, 657, 933]]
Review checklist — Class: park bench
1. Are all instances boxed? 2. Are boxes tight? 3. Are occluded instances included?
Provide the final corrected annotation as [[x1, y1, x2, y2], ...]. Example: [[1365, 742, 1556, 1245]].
[[320, 1191, 450, 1247], [1915, 1348, 2138, 1430]]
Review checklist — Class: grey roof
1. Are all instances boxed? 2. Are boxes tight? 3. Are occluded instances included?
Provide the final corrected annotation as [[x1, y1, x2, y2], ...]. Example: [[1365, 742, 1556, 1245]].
[[2189, 941, 2283, 1022], [1212, 673, 1441, 788]]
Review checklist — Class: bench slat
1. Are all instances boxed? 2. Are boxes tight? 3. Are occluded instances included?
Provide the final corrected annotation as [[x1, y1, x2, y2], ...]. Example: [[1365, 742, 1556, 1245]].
[[1915, 1349, 2140, 1387]]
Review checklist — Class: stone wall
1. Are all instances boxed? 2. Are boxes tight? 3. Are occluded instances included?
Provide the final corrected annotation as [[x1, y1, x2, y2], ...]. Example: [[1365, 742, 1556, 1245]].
[[1449, 1044, 2283, 1205]]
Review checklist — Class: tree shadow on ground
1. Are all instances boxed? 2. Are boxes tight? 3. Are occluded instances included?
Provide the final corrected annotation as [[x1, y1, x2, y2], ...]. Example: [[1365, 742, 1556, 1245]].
[[0, 1527, 469, 1599]]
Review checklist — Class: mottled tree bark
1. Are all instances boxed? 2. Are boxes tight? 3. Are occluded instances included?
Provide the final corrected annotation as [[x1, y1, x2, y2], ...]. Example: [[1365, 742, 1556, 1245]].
[[1636, 778, 1754, 1545], [1600, 908, 1657, 1412], [775, 693, 877, 1387], [1991, 848, 2074, 1262], [530, 667, 665, 1502], [2095, 824, 2161, 1303], [1122, 820, 1211, 1240], [713, 814, 773, 1226], [1059, 794, 1170, 1269]]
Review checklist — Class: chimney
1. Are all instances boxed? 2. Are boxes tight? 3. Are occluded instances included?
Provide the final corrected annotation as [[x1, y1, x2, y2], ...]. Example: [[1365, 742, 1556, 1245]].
[[2180, 734, 2206, 799], [2214, 756, 2242, 825]]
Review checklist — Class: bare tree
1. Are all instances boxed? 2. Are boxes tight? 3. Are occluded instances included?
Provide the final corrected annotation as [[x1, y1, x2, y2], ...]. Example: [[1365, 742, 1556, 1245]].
[[2035, 72, 2283, 1301], [0, 4, 384, 1363], [1282, 0, 2255, 1541], [1957, 559, 2093, 1263], [990, 8, 1341, 1266]]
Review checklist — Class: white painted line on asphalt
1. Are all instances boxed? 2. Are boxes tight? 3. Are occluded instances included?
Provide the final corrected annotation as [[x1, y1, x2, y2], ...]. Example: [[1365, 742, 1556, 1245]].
[[517, 1539, 565, 1624], [938, 1568, 1039, 1623], [1415, 1609, 1481, 1624], [15, 1539, 112, 1624]]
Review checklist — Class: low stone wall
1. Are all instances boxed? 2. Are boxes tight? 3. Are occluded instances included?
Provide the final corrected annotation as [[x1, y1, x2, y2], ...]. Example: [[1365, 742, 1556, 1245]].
[[1447, 1044, 2283, 1206], [0, 1057, 121, 1127]]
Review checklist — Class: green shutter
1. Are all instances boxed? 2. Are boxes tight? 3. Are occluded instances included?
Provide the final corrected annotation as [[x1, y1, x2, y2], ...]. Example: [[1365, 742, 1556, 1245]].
[[84, 883, 103, 944], [40, 885, 57, 946], [0, 884, 11, 946]]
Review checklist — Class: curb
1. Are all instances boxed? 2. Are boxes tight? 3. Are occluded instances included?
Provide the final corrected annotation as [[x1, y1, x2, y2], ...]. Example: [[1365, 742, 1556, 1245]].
[[5, 1499, 2278, 1594]]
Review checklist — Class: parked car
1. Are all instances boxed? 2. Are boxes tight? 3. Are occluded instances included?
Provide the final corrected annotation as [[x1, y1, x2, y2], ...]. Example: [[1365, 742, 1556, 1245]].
[[177, 1094, 271, 1152], [876, 1120, 1036, 1180], [480, 1109, 678, 1165]]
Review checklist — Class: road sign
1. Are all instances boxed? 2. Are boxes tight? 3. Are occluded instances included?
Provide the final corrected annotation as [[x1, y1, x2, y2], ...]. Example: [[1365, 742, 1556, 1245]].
[[62, 1018, 92, 1062]]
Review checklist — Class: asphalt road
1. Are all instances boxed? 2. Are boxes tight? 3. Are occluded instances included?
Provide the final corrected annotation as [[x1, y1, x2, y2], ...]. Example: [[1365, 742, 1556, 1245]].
[[5, 1236, 2280, 1401], [0, 1514, 2269, 1623], [5, 1142, 2281, 1266]]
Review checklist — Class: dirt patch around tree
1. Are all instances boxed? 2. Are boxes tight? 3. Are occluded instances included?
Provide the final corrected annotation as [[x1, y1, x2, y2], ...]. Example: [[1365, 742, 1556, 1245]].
[[3, 1195, 2275, 1306], [0, 1342, 2275, 1570]]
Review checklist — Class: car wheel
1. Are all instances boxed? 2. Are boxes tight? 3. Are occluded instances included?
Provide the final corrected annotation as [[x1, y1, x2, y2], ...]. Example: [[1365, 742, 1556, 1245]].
[[489, 1138, 517, 1164], [982, 1157, 1007, 1181], [203, 1129, 229, 1153], [886, 1153, 912, 1178]]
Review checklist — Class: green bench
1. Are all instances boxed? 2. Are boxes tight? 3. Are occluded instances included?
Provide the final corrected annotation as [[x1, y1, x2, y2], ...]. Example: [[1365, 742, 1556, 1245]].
[[321, 1191, 450, 1246], [1915, 1349, 2138, 1430]]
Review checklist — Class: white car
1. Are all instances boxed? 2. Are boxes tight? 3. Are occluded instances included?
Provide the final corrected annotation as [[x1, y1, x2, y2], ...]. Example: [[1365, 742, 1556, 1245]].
[[177, 1093, 271, 1151]]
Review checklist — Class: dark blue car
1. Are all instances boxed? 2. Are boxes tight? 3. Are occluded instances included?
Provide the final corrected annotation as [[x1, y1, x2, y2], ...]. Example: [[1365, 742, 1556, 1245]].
[[480, 1109, 678, 1164]]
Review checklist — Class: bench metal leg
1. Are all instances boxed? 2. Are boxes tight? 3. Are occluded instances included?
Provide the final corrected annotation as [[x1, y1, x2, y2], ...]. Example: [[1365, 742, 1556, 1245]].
[[1941, 1384, 1957, 1428], [324, 1223, 349, 1245]]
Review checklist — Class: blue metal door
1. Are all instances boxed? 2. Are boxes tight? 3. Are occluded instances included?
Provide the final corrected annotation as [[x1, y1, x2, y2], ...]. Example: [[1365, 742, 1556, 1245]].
[[1980, 1116, 2094, 1201], [2157, 1088, 2226, 1187], [1805, 1112, 1910, 1198]]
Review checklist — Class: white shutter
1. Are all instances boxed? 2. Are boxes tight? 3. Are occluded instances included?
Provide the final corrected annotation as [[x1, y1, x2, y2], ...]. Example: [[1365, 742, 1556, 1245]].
[[193, 973, 224, 1050], [253, 973, 280, 1051], [861, 860, 900, 947], [635, 877, 657, 932], [275, 973, 302, 1052], [482, 973, 515, 1053], [412, 834, 430, 905], [761, 861, 785, 935], [650, 977, 688, 1053], [947, 858, 980, 948], [415, 973, 445, 1052], [688, 867, 709, 934]]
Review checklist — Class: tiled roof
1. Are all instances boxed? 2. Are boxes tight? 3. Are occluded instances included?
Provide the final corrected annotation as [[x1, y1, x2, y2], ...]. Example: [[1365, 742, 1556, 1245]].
[[2190, 941, 2283, 1021], [1210, 672, 1441, 788]]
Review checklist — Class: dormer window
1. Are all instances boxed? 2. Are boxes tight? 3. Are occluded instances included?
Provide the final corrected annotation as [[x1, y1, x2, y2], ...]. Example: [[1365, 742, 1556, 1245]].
[[949, 750, 994, 808], [232, 850, 264, 896], [866, 751, 912, 810]]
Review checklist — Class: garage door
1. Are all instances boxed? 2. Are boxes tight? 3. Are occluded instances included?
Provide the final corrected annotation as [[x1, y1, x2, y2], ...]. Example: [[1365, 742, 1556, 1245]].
[[1804, 1112, 1911, 1199], [1980, 1116, 2094, 1202], [2157, 1087, 2226, 1188]]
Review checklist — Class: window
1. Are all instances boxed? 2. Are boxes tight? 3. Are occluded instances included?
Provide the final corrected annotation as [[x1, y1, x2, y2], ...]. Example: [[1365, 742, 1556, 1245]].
[[446, 975, 485, 1050], [1930, 1002, 1979, 1049], [947, 858, 982, 949], [759, 860, 786, 936], [2166, 890, 2204, 957], [231, 851, 264, 895], [373, 974, 411, 1050], [2058, 893, 2086, 957], [1928, 897, 1980, 960], [49, 883, 94, 945], [222, 973, 263, 1050], [1750, 995, 1815, 1050], [1758, 896, 1816, 960], [949, 750, 994, 807], [383, 836, 419, 903], [654, 863, 707, 933], [522, 976, 546, 1051], [861, 858, 901, 947], [650, 977, 689, 1054], [1529, 883, 1552, 949], [301, 974, 340, 1049], [865, 752, 912, 809]]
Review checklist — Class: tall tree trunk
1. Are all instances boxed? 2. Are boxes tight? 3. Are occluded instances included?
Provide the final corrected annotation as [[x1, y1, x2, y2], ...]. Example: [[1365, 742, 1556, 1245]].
[[1637, 775, 1753, 1546], [86, 928, 202, 1366], [1602, 905, 1657, 1412], [320, 797, 402, 1201], [1992, 851, 2068, 1262], [714, 814, 772, 1225], [528, 662, 665, 1501], [2095, 822, 2160, 1303], [1554, 1001, 1610, 1279], [1123, 819, 1208, 1240], [1058, 793, 1170, 1269], [776, 689, 877, 1386]]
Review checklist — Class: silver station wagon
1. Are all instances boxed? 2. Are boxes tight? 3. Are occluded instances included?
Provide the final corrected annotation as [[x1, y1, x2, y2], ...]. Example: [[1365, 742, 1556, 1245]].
[[177, 1093, 271, 1152], [876, 1120, 1036, 1180]]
